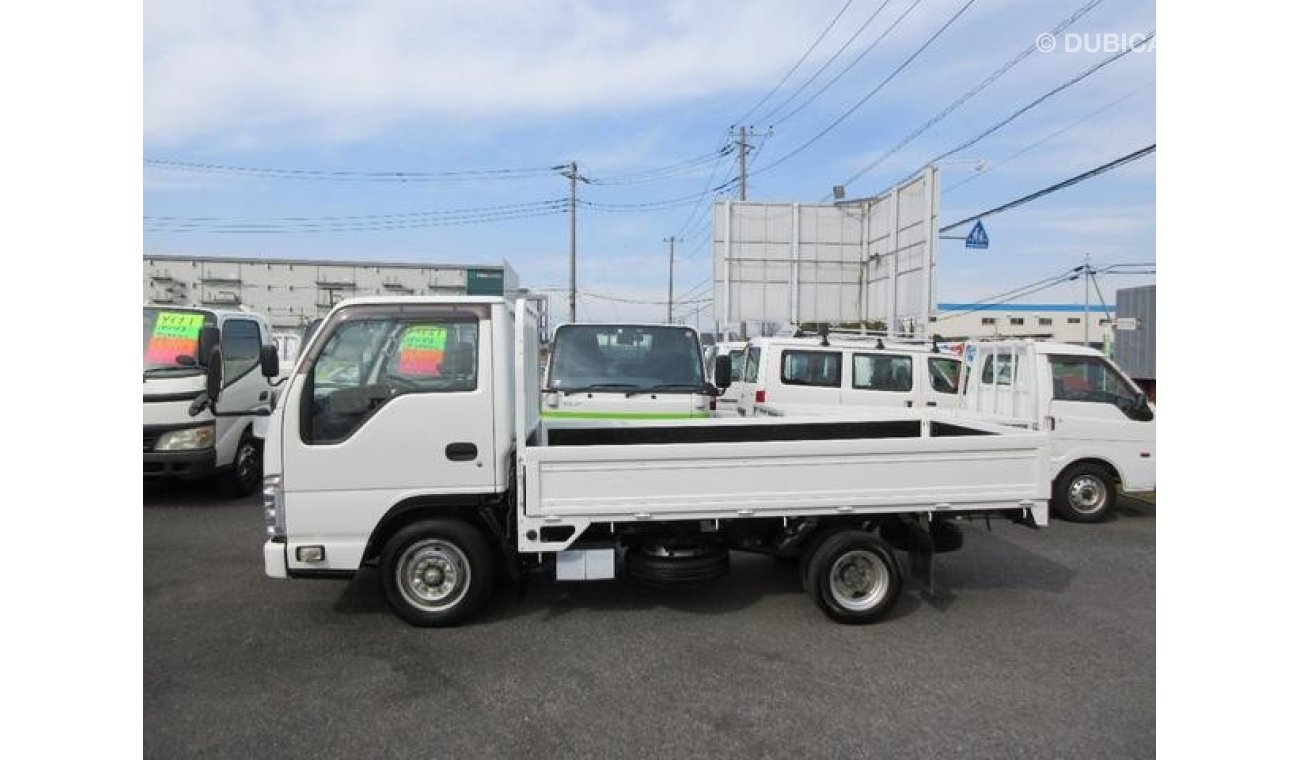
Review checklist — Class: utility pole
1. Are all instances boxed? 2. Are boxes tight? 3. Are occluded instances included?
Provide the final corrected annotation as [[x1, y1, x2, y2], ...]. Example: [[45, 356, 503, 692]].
[[1083, 253, 1091, 346], [736, 126, 749, 201], [562, 161, 579, 323], [664, 236, 677, 323]]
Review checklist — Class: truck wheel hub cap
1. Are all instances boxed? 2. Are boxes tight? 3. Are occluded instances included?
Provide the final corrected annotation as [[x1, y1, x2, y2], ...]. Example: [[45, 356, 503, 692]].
[[828, 551, 889, 611], [1069, 476, 1105, 512], [397, 540, 470, 611]]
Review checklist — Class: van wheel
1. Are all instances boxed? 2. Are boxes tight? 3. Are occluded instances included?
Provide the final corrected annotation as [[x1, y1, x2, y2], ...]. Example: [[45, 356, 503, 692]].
[[215, 434, 261, 498], [806, 531, 901, 624], [1052, 463, 1116, 523], [381, 520, 495, 627]]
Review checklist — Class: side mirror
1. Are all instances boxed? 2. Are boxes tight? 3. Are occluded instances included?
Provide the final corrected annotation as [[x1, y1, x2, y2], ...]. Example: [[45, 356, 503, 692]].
[[260, 344, 280, 378], [197, 326, 221, 368], [714, 355, 732, 390], [205, 348, 224, 403]]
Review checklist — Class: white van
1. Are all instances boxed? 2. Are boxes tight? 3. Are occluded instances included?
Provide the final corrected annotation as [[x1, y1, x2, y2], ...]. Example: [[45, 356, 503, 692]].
[[543, 323, 712, 420], [958, 340, 1155, 523], [143, 305, 277, 496], [733, 336, 964, 417]]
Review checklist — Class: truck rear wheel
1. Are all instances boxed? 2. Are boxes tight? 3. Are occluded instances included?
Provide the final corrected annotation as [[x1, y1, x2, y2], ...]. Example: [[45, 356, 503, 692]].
[[806, 531, 902, 624], [381, 519, 495, 627], [1052, 463, 1116, 523]]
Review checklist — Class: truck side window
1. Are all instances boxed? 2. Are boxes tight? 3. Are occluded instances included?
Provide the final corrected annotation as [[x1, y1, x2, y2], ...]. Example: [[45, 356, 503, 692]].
[[928, 357, 961, 394], [981, 355, 1017, 385], [303, 317, 478, 445], [781, 350, 841, 387], [221, 319, 263, 386], [852, 354, 913, 392], [742, 346, 761, 383], [1049, 354, 1151, 420]]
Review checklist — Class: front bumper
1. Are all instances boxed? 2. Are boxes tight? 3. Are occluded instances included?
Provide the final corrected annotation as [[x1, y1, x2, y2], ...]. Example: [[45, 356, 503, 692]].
[[264, 539, 287, 578], [143, 449, 217, 480]]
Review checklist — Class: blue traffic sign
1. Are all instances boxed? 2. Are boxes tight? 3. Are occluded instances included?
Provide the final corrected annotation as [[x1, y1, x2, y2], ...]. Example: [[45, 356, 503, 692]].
[[965, 220, 989, 249]]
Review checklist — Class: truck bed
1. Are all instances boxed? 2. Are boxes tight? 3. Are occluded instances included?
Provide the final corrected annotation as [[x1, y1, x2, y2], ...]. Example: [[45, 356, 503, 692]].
[[516, 414, 1050, 552]]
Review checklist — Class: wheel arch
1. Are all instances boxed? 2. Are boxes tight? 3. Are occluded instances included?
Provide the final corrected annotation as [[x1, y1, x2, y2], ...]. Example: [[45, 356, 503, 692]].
[[362, 494, 509, 567], [1057, 456, 1122, 490]]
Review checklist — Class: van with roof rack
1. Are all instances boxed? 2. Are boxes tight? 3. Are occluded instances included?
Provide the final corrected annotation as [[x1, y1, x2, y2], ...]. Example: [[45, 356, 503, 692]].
[[732, 336, 964, 417]]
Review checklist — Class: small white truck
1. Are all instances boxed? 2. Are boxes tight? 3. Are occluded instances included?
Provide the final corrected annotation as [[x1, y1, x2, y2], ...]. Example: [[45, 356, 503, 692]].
[[195, 297, 1053, 626], [957, 340, 1155, 523], [143, 305, 279, 496], [543, 322, 714, 420]]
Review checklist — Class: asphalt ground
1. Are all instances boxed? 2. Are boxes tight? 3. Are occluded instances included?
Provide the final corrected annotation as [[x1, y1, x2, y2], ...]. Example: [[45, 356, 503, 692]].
[[144, 484, 1155, 759]]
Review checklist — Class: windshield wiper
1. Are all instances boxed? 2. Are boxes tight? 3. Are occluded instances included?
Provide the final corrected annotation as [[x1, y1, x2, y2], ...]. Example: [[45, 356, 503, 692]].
[[546, 383, 640, 393], [143, 366, 202, 378], [625, 383, 704, 397]]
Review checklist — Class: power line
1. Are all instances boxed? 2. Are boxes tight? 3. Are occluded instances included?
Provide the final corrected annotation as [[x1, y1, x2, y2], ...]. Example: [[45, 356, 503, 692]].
[[761, 0, 904, 127], [943, 79, 1153, 196], [144, 158, 564, 183], [938, 143, 1155, 233], [145, 200, 569, 233], [587, 147, 734, 186], [832, 0, 1106, 194], [934, 267, 1084, 321], [751, 0, 979, 179], [733, 0, 858, 126], [894, 27, 1155, 187]]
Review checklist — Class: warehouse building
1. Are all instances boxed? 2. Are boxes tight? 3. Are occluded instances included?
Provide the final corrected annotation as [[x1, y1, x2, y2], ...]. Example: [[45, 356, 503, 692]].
[[932, 303, 1115, 347], [143, 254, 521, 330]]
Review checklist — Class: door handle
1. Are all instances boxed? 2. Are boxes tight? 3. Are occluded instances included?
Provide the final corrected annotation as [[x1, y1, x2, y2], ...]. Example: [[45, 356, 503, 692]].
[[445, 442, 478, 461], [925, 401, 937, 407], [905, 400, 914, 408]]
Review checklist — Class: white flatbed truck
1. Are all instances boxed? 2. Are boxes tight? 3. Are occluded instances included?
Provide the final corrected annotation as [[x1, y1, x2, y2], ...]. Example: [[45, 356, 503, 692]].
[[195, 297, 1052, 626]]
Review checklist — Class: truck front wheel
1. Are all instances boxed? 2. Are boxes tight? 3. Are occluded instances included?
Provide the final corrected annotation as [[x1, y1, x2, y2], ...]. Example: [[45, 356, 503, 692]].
[[806, 531, 902, 624], [1052, 463, 1116, 523], [381, 519, 495, 627]]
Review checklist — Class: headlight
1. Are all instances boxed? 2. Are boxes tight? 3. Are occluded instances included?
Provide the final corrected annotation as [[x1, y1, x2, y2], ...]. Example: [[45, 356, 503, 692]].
[[154, 424, 215, 451], [263, 474, 285, 539]]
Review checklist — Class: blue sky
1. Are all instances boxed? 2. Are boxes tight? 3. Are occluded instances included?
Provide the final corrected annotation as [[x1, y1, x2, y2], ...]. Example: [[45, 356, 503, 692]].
[[144, 0, 1156, 325]]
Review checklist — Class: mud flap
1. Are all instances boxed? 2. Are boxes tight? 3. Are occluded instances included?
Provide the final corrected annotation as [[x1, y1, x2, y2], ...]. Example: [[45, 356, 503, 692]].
[[906, 520, 936, 596]]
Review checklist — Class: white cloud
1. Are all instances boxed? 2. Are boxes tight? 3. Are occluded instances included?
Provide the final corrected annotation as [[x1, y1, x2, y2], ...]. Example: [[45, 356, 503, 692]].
[[146, 0, 872, 145]]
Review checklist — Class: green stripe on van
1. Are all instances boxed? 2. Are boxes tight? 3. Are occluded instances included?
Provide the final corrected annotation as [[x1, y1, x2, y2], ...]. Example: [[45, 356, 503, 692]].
[[541, 411, 710, 420]]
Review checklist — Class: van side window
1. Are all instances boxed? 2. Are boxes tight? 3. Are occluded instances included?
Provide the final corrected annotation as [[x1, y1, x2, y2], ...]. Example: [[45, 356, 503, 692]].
[[781, 350, 841, 387], [221, 319, 262, 386], [1049, 355, 1150, 419], [928, 357, 961, 394], [742, 346, 761, 383], [852, 354, 913, 392], [303, 317, 479, 444]]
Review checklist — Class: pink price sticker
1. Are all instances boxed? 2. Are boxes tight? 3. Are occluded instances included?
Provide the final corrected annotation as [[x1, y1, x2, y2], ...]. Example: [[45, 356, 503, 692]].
[[147, 312, 205, 365]]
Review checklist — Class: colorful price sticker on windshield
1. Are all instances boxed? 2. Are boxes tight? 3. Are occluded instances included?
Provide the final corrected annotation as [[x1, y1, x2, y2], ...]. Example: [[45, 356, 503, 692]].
[[398, 326, 447, 376], [146, 312, 205, 365]]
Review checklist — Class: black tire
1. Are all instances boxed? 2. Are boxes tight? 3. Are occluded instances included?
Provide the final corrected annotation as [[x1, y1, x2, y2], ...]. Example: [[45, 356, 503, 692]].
[[381, 519, 495, 627], [215, 433, 261, 498], [806, 531, 902, 624], [1052, 463, 1117, 523], [625, 539, 729, 587]]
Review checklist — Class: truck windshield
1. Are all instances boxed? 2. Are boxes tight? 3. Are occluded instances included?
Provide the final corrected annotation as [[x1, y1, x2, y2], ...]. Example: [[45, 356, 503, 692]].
[[143, 307, 215, 373], [548, 325, 705, 392]]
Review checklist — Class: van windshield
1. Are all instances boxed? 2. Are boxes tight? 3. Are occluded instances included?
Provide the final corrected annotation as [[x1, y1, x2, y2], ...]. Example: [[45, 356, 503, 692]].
[[548, 325, 704, 392], [143, 307, 215, 373]]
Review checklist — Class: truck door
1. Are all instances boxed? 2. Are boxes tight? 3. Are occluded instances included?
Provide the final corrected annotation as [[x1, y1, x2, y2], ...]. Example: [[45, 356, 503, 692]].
[[215, 316, 270, 462], [279, 305, 497, 569], [1045, 353, 1156, 490], [921, 355, 963, 409]]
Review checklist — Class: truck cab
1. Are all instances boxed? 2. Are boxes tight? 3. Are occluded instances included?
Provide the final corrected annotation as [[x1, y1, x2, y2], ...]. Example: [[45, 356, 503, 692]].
[[732, 336, 964, 417], [958, 340, 1156, 522], [542, 323, 713, 420], [143, 305, 276, 496]]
